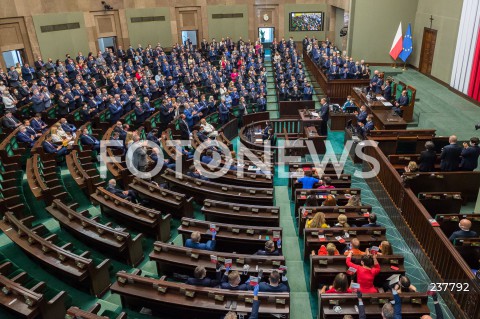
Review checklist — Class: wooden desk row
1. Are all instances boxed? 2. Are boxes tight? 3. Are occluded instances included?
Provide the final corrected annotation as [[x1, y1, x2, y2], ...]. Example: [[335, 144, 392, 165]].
[[418, 192, 463, 216], [303, 227, 387, 261], [297, 205, 372, 237], [46, 199, 144, 267], [162, 168, 274, 206], [66, 150, 103, 196], [111, 270, 290, 318], [0, 212, 111, 297], [0, 159, 28, 218], [310, 254, 405, 292], [202, 199, 281, 227], [178, 218, 282, 255], [403, 171, 480, 203], [91, 187, 171, 242], [0, 259, 68, 319], [66, 303, 126, 319], [128, 177, 194, 218], [150, 242, 286, 279], [318, 292, 429, 318], [26, 154, 69, 205], [294, 188, 362, 213]]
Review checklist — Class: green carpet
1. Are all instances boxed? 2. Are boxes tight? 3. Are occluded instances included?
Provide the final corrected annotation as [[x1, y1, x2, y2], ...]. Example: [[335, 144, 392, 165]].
[[1, 61, 472, 319]]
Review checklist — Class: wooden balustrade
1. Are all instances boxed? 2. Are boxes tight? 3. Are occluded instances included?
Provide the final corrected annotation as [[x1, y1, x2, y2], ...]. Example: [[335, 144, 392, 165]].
[[363, 144, 480, 319]]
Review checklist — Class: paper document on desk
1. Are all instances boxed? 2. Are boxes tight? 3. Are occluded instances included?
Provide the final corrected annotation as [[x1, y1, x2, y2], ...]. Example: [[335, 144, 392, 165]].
[[255, 138, 263, 143], [382, 101, 393, 107], [310, 112, 319, 117], [377, 96, 386, 101]]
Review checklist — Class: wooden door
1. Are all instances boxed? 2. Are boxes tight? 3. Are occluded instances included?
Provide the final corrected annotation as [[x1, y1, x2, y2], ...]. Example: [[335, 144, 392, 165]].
[[419, 27, 437, 75]]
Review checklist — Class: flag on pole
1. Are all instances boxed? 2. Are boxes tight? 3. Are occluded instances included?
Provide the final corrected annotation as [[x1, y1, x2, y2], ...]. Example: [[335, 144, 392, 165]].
[[389, 22, 403, 60], [398, 24, 413, 62]]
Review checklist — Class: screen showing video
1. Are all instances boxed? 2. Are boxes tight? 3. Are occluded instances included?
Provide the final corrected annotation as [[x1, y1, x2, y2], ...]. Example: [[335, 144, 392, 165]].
[[289, 12, 324, 31]]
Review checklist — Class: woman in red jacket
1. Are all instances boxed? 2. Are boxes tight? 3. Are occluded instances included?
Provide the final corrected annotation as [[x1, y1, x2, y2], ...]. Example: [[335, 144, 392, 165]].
[[346, 250, 380, 293]]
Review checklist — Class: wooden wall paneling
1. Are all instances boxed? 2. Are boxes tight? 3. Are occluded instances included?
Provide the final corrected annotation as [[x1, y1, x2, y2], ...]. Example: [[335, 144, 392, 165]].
[[175, 6, 203, 44], [0, 17, 35, 67]]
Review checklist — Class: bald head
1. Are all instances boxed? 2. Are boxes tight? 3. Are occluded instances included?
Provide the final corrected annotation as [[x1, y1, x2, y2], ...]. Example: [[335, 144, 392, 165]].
[[420, 316, 433, 319], [459, 219, 472, 231], [449, 135, 457, 144]]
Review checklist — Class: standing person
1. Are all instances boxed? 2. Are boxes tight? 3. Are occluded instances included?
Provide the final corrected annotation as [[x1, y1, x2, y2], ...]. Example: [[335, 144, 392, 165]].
[[2, 90, 17, 113], [318, 97, 329, 136], [419, 141, 437, 172], [440, 135, 462, 171], [345, 251, 381, 293], [460, 137, 480, 171]]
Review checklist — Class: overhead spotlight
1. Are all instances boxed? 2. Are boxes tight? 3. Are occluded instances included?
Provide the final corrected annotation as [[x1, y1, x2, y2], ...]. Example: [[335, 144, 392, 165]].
[[101, 1, 113, 11]]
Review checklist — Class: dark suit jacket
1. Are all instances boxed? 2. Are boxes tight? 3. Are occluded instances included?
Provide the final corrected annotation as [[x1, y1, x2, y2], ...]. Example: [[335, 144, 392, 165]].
[[105, 185, 128, 199], [319, 103, 329, 121], [419, 149, 436, 172], [80, 134, 99, 146], [179, 120, 190, 140], [440, 144, 462, 171], [42, 141, 58, 154], [460, 145, 480, 171], [2, 116, 19, 129], [449, 230, 478, 243]]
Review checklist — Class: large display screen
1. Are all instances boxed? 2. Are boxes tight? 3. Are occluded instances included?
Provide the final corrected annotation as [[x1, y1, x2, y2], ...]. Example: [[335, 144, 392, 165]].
[[289, 12, 324, 31]]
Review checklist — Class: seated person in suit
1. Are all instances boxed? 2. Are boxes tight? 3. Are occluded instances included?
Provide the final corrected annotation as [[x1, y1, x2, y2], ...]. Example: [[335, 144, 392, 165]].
[[186, 164, 209, 181], [361, 212, 381, 228], [219, 268, 248, 291], [105, 179, 139, 203], [460, 137, 480, 171], [109, 131, 125, 151], [80, 128, 100, 151], [355, 105, 368, 124], [419, 141, 436, 172], [393, 90, 409, 116], [43, 137, 68, 156], [185, 230, 216, 251], [440, 135, 462, 171], [31, 113, 48, 133], [174, 140, 194, 159], [358, 114, 374, 136], [16, 125, 35, 148], [254, 240, 281, 256], [185, 265, 221, 287], [24, 120, 42, 139], [150, 147, 176, 170], [297, 170, 319, 189], [258, 269, 289, 292], [2, 111, 21, 129], [201, 149, 214, 164], [449, 219, 478, 243], [60, 118, 77, 133]]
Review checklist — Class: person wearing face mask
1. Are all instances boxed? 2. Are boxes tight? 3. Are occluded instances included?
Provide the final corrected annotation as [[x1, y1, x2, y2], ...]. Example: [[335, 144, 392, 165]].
[[2, 90, 17, 113]]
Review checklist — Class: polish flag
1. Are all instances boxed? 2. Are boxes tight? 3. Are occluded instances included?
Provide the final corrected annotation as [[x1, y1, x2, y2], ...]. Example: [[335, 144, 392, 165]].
[[390, 22, 403, 60]]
